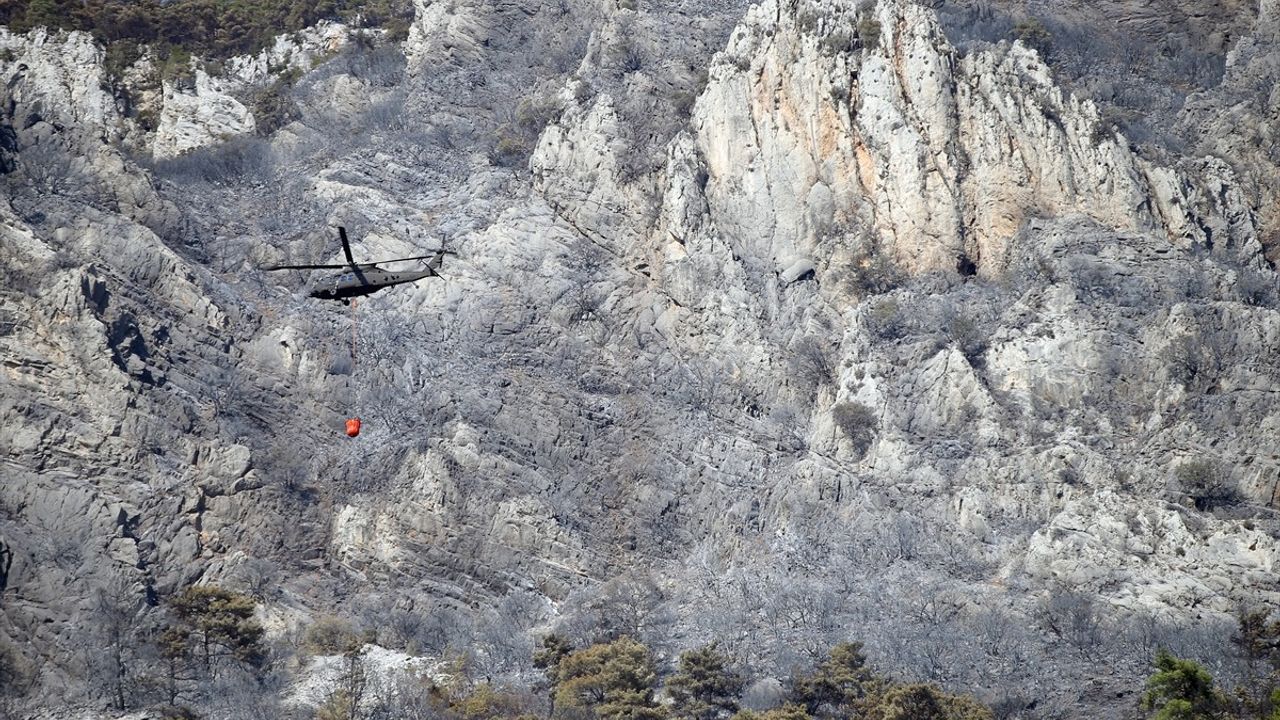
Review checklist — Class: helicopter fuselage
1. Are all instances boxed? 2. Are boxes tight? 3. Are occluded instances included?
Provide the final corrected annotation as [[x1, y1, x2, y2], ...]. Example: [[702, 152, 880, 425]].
[[310, 266, 437, 302], [263, 226, 449, 303]]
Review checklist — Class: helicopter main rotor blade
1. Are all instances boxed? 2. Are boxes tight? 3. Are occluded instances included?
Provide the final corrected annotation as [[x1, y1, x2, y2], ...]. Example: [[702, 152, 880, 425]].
[[338, 226, 357, 269], [369, 250, 455, 264], [260, 262, 352, 270]]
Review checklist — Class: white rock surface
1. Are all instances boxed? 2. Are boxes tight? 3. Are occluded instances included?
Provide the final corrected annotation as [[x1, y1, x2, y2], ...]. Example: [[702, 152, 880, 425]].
[[151, 23, 353, 158], [152, 69, 258, 158], [0, 29, 122, 139]]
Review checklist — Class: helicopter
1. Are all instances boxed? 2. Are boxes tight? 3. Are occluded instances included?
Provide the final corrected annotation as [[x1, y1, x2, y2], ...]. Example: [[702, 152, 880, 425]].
[[261, 226, 451, 304]]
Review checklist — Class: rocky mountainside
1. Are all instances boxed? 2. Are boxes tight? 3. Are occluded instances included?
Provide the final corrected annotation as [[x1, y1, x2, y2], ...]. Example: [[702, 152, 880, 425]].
[[1, 0, 1278, 716]]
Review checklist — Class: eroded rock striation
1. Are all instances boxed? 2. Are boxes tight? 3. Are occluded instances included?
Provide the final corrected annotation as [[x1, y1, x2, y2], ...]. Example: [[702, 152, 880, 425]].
[[1, 0, 1278, 716]]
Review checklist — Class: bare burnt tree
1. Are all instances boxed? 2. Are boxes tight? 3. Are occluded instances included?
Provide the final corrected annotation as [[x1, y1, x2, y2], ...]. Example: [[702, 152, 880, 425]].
[[85, 573, 147, 712]]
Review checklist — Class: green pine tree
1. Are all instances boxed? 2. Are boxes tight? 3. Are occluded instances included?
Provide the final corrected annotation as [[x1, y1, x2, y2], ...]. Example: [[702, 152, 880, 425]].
[[790, 642, 884, 717], [668, 644, 744, 720], [165, 585, 265, 673], [554, 637, 665, 720], [535, 634, 576, 685], [863, 684, 993, 720], [534, 634, 575, 715], [1141, 650, 1222, 720]]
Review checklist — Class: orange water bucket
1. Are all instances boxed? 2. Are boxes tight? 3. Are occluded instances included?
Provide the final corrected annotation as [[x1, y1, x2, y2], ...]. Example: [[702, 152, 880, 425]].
[[345, 417, 362, 437]]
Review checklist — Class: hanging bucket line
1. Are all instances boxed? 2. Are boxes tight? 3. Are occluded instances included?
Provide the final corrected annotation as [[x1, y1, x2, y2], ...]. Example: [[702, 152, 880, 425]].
[[346, 297, 362, 437], [350, 297, 358, 372]]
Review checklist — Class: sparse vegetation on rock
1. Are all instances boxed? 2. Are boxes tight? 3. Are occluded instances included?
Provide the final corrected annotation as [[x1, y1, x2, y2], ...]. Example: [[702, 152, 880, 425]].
[[2, 0, 1279, 717]]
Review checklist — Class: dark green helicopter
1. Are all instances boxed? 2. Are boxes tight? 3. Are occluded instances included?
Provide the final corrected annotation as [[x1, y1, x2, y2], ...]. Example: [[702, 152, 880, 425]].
[[262, 226, 451, 304]]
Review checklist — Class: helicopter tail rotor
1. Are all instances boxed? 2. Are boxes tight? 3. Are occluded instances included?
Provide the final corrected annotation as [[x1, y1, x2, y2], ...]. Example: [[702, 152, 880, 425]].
[[419, 250, 449, 275]]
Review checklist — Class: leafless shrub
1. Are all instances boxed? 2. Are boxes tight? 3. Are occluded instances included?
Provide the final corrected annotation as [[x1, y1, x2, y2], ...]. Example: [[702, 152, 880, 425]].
[[255, 441, 311, 496], [618, 40, 646, 75], [906, 582, 961, 629], [831, 401, 876, 457], [0, 639, 35, 719], [767, 403, 809, 453], [1171, 459, 1242, 512], [233, 558, 280, 601], [990, 694, 1035, 720], [791, 336, 836, 389], [83, 573, 151, 711], [489, 91, 561, 168], [558, 573, 673, 648], [1040, 588, 1104, 656], [947, 311, 988, 364], [409, 603, 475, 657], [839, 245, 903, 297], [151, 136, 276, 186], [344, 43, 407, 87], [819, 30, 855, 55], [975, 605, 1015, 658], [867, 298, 908, 340], [201, 667, 286, 720], [1160, 332, 1221, 388], [886, 514, 921, 562], [316, 649, 370, 720], [21, 140, 80, 196], [359, 92, 411, 134], [1236, 269, 1276, 307], [47, 524, 88, 572], [247, 70, 301, 136]]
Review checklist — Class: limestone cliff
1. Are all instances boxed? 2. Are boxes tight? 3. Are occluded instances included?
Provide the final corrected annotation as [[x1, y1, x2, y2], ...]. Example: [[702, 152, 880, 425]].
[[1, 0, 1278, 717]]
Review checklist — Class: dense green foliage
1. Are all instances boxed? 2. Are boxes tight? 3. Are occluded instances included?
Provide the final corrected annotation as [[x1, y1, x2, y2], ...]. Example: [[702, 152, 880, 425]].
[[863, 685, 993, 720], [554, 637, 665, 720], [790, 642, 884, 717], [304, 615, 365, 655], [534, 633, 576, 684], [535, 633, 577, 715], [667, 644, 744, 720], [0, 0, 412, 70], [1012, 17, 1052, 58], [1138, 635, 1280, 720], [163, 585, 265, 670], [526, 637, 995, 720], [1142, 651, 1223, 720], [732, 705, 812, 720]]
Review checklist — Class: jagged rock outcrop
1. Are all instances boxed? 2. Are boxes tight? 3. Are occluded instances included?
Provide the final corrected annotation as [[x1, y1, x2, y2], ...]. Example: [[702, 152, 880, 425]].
[[406, 0, 491, 66], [0, 23, 354, 159], [2, 0, 1279, 716], [529, 0, 1280, 643], [1178, 0, 1280, 259], [648, 0, 1260, 280], [152, 70, 258, 159], [0, 28, 122, 140], [152, 22, 353, 158]]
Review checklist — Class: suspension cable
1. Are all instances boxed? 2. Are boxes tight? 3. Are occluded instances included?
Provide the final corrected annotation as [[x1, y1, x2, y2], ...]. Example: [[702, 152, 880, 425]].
[[350, 297, 358, 373]]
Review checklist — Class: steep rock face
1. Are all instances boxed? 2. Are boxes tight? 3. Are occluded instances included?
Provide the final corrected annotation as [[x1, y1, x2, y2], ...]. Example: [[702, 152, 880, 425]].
[[0, 29, 122, 140], [2, 0, 1279, 715], [1178, 0, 1280, 258], [0, 188, 337, 703], [532, 86, 657, 255], [152, 22, 352, 158], [528, 0, 1280, 631], [406, 0, 491, 66], [0, 23, 352, 159], [153, 70, 258, 159], [639, 0, 1260, 279]]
